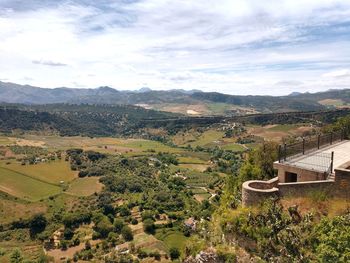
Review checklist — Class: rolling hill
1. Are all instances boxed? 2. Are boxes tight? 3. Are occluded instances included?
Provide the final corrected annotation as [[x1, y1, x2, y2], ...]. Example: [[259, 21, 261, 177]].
[[1, 81, 345, 114]]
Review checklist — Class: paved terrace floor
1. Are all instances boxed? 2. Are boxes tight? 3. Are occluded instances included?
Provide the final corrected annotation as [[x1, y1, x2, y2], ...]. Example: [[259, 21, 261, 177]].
[[280, 140, 350, 172]]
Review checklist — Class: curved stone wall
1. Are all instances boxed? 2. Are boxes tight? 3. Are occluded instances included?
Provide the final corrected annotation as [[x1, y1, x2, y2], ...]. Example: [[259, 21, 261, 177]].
[[242, 177, 279, 206]]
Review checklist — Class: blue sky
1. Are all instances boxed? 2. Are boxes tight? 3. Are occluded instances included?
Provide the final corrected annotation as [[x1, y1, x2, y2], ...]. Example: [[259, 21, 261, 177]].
[[0, 0, 350, 95]]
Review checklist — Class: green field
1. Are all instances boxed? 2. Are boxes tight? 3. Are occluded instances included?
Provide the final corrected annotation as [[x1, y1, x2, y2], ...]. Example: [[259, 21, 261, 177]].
[[66, 177, 103, 196], [155, 230, 188, 252], [1, 159, 77, 184], [220, 143, 246, 151], [206, 103, 232, 115], [0, 137, 11, 145], [170, 166, 218, 187], [179, 163, 209, 172], [123, 139, 183, 153], [0, 167, 61, 201], [189, 130, 224, 147]]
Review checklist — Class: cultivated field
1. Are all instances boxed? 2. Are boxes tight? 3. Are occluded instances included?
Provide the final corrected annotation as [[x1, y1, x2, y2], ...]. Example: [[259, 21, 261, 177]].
[[247, 124, 314, 142], [66, 177, 103, 196], [0, 159, 77, 184], [0, 167, 61, 201]]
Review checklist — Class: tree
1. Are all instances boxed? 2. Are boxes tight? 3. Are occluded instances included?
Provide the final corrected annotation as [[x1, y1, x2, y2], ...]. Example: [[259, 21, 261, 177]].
[[63, 227, 74, 240], [29, 214, 47, 236], [10, 249, 23, 263], [121, 226, 133, 241], [94, 217, 114, 238], [169, 247, 180, 260], [143, 218, 155, 234], [114, 219, 125, 233]]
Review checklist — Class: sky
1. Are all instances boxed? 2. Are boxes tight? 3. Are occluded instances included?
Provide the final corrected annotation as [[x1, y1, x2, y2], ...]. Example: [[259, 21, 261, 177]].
[[0, 0, 350, 95]]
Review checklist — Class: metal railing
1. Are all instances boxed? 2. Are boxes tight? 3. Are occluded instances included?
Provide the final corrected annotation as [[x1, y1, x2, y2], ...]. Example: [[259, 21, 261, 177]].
[[278, 128, 348, 163]]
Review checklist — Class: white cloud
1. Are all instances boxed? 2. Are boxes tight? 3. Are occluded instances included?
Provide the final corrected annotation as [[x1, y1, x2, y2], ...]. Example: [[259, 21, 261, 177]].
[[0, 0, 350, 95]]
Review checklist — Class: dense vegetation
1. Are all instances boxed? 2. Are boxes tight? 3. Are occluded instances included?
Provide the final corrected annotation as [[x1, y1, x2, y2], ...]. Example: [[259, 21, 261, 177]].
[[0, 104, 177, 136], [1, 106, 350, 262]]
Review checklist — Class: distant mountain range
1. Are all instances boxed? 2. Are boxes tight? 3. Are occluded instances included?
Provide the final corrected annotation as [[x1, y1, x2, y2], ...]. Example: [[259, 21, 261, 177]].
[[1, 81, 350, 115]]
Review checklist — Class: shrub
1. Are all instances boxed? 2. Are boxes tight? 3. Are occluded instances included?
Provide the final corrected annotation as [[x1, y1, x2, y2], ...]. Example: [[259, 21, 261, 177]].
[[63, 227, 75, 240], [143, 219, 155, 234], [114, 219, 124, 233], [169, 247, 180, 260], [121, 226, 133, 241], [94, 217, 114, 238], [29, 214, 47, 235], [137, 249, 148, 259], [10, 248, 23, 263]]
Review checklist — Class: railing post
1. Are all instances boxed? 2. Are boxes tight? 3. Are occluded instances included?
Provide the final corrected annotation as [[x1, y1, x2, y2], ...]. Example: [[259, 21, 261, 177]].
[[330, 132, 333, 145], [283, 143, 287, 161], [317, 134, 320, 149], [330, 151, 334, 174], [302, 138, 305, 155], [341, 130, 343, 141], [278, 145, 282, 163]]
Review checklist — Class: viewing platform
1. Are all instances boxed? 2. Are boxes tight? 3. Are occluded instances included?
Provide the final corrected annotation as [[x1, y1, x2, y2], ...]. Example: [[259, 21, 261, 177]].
[[242, 128, 350, 206]]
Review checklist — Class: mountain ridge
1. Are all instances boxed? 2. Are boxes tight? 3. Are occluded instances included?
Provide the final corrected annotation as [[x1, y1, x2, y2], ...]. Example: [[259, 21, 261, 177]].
[[1, 81, 350, 114]]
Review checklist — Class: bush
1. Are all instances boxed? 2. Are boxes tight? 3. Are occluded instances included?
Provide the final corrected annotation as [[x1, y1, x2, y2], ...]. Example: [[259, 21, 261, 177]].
[[141, 210, 154, 221], [169, 247, 180, 260], [131, 218, 138, 225], [137, 249, 148, 259], [29, 214, 47, 235], [121, 226, 133, 241], [10, 248, 23, 263], [94, 217, 114, 238], [114, 219, 124, 233], [63, 227, 75, 240], [150, 251, 161, 261], [143, 218, 155, 234], [119, 206, 131, 217]]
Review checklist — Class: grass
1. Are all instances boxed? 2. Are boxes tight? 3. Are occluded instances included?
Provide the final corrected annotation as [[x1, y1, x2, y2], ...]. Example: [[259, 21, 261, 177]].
[[189, 130, 224, 147], [155, 229, 188, 252], [66, 177, 103, 196], [0, 167, 61, 201], [178, 156, 206, 164], [0, 235, 43, 263], [0, 159, 77, 185], [0, 136, 11, 146], [178, 163, 209, 172], [5, 134, 186, 157], [20, 135, 124, 149], [179, 151, 211, 162], [170, 167, 218, 187], [267, 124, 298, 132], [281, 196, 350, 218], [123, 139, 182, 153], [318, 99, 349, 107], [220, 143, 246, 151], [206, 103, 232, 115], [0, 195, 47, 224], [194, 193, 211, 202]]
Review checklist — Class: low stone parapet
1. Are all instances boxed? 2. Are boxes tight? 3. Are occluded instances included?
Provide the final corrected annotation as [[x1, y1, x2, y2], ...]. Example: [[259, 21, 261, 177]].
[[278, 180, 334, 198], [242, 177, 279, 206]]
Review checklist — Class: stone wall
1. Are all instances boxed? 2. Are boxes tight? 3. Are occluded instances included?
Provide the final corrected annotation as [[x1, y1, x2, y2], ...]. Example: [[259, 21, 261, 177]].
[[333, 167, 350, 199], [242, 165, 350, 206], [278, 180, 334, 197], [242, 177, 279, 206]]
